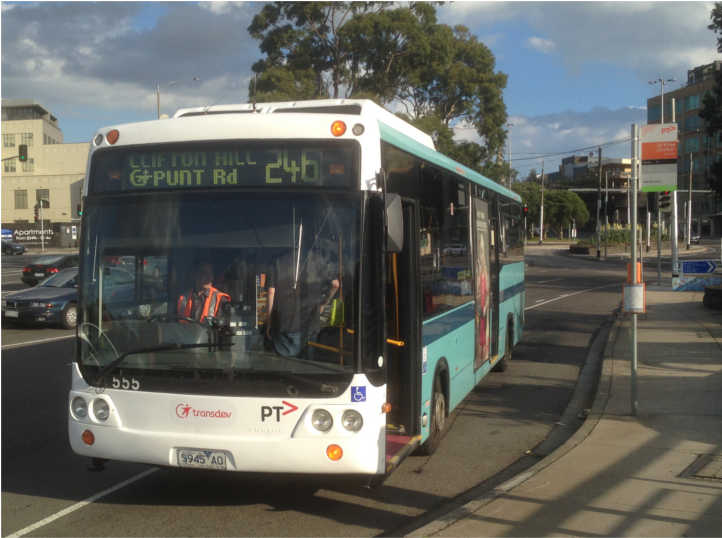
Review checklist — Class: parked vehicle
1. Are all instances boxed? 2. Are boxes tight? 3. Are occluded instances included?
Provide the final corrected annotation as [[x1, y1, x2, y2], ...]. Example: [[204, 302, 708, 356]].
[[2, 268, 79, 329], [2, 240, 26, 255], [442, 243, 467, 256], [690, 234, 701, 245], [21, 254, 79, 286]]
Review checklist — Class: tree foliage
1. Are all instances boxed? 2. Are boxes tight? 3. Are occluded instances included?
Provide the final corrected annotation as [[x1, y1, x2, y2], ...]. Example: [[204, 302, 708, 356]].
[[512, 181, 589, 238], [248, 2, 509, 182], [699, 2, 722, 196]]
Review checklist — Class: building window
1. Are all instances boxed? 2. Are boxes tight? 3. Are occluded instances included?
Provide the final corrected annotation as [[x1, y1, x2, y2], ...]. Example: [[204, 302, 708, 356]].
[[647, 104, 661, 123], [686, 94, 700, 111], [36, 189, 50, 208], [14, 189, 28, 209], [684, 136, 700, 153], [685, 115, 701, 131], [3, 133, 15, 148], [4, 160, 16, 173], [22, 158, 34, 173], [21, 132, 33, 146]]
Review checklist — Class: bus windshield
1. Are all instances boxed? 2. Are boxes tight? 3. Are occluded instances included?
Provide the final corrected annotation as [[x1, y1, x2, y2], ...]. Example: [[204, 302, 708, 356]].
[[78, 190, 360, 397]]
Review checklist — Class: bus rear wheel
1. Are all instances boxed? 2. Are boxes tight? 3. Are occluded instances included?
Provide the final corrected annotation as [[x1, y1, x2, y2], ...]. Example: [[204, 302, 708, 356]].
[[418, 376, 446, 456]]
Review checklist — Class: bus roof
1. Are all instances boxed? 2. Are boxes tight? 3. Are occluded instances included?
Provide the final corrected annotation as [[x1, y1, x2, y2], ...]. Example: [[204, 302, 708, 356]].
[[172, 99, 520, 202]]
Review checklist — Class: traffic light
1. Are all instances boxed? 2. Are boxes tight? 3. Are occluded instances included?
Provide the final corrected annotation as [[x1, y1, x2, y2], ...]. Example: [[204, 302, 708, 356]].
[[18, 144, 27, 162], [76, 203, 83, 217], [523, 204, 528, 215], [659, 191, 672, 212], [34, 204, 39, 223]]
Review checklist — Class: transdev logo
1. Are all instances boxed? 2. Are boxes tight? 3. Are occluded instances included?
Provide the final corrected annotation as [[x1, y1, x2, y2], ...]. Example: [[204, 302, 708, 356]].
[[175, 403, 232, 419]]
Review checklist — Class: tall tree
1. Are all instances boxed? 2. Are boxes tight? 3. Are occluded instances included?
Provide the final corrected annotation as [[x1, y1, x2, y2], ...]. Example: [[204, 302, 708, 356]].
[[699, 2, 722, 196], [249, 2, 510, 183]]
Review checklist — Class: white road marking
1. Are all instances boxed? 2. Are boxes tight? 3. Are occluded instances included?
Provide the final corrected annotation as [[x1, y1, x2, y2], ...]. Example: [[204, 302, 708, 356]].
[[1, 334, 75, 350], [525, 283, 618, 311], [7, 468, 158, 538]]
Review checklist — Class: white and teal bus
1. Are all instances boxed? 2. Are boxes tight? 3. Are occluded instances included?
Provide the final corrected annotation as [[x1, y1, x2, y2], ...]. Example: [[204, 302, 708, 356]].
[[69, 99, 525, 480]]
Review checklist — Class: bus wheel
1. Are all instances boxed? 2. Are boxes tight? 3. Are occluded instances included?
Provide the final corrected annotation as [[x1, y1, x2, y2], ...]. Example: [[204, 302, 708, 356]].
[[419, 376, 446, 455]]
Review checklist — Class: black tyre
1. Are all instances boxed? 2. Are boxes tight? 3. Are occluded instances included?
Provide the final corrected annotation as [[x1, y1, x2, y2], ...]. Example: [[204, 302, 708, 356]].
[[61, 303, 78, 329], [418, 375, 446, 456]]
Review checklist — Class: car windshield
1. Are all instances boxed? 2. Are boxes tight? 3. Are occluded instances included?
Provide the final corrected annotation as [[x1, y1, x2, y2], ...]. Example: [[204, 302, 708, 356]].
[[41, 270, 78, 288], [78, 190, 360, 397], [33, 255, 63, 265]]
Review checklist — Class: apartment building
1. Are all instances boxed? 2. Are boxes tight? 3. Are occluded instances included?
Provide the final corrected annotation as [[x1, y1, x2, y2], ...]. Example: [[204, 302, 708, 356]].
[[647, 61, 722, 236], [1, 99, 89, 242]]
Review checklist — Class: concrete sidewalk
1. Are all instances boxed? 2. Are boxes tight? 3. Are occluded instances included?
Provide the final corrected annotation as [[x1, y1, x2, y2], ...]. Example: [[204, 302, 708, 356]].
[[413, 288, 722, 537]]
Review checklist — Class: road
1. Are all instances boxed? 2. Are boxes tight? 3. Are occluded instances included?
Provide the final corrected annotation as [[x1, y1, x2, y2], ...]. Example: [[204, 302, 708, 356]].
[[0, 245, 643, 536]]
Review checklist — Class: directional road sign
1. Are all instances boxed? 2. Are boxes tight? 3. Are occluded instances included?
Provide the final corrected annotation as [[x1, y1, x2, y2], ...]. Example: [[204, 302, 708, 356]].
[[681, 260, 718, 274]]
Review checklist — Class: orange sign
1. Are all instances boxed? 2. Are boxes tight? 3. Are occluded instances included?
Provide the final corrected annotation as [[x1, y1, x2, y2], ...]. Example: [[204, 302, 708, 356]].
[[642, 141, 678, 161]]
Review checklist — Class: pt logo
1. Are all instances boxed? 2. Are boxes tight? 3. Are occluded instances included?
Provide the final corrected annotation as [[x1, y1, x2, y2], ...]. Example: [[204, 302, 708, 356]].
[[261, 401, 298, 422]]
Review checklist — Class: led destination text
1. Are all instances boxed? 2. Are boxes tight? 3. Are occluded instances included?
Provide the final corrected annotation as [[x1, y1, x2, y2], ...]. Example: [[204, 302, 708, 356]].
[[125, 149, 324, 188]]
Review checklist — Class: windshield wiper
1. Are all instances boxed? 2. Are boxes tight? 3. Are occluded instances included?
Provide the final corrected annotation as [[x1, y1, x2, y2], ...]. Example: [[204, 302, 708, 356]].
[[94, 342, 214, 386]]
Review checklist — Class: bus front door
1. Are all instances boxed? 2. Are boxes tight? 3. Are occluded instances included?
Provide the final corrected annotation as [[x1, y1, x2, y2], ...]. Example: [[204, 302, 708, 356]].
[[384, 199, 421, 466]]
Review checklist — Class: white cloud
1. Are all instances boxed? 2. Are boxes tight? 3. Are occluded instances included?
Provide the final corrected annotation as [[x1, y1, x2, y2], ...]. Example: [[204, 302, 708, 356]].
[[440, 2, 719, 80], [527, 36, 556, 54]]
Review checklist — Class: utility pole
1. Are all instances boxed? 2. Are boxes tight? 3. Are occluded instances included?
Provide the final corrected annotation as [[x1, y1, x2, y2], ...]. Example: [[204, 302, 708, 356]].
[[604, 170, 609, 258], [596, 147, 602, 258], [539, 161, 545, 244], [630, 124, 640, 416]]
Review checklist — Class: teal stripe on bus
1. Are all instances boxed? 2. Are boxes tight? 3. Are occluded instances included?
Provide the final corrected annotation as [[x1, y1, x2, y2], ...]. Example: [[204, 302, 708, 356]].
[[378, 121, 522, 203], [422, 302, 475, 348]]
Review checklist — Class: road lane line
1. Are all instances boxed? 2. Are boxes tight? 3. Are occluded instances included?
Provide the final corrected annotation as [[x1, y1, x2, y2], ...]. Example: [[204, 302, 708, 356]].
[[7, 468, 158, 538], [525, 283, 618, 311], [1, 334, 75, 350]]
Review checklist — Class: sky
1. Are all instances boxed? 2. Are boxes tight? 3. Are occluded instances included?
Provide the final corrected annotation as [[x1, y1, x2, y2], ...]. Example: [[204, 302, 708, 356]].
[[1, 1, 720, 179]]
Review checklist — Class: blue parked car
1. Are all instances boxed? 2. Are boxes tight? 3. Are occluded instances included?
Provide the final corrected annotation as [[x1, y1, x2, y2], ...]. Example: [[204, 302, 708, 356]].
[[3, 268, 79, 329]]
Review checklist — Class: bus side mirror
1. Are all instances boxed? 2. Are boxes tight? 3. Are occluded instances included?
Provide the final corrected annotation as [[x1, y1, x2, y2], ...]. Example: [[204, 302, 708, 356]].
[[385, 193, 403, 253]]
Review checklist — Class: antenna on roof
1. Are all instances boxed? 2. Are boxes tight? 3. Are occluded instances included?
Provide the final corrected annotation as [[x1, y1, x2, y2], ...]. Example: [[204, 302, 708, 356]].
[[252, 74, 257, 112]]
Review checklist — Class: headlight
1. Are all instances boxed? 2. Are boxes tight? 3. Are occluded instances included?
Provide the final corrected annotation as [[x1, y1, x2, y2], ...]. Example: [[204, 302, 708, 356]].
[[30, 301, 54, 308], [341, 410, 363, 432], [311, 409, 333, 432], [93, 399, 110, 421], [72, 397, 88, 418]]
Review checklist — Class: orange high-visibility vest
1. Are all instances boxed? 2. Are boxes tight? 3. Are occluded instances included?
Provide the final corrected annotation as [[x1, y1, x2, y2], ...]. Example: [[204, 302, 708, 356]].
[[177, 285, 230, 323]]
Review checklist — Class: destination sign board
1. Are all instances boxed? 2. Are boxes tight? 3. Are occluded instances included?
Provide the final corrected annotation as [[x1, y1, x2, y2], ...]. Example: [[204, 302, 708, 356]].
[[640, 123, 678, 192], [90, 142, 357, 193]]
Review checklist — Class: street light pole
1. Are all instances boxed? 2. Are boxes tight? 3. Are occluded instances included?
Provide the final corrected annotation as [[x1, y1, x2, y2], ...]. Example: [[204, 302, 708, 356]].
[[506, 122, 514, 189], [539, 161, 545, 245], [687, 152, 694, 250], [648, 76, 675, 123]]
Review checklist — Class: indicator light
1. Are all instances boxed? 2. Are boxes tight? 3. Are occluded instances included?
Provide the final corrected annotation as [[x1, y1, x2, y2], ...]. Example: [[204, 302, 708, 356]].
[[331, 121, 346, 137], [106, 129, 120, 145], [326, 444, 343, 461], [382, 402, 392, 414], [81, 430, 95, 446]]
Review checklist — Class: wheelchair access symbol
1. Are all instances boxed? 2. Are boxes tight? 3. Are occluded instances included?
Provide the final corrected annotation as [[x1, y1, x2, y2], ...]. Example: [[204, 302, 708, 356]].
[[351, 386, 366, 402]]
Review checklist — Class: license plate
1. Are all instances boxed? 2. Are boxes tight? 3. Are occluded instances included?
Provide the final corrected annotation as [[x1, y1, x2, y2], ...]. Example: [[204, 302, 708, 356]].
[[4, 310, 18, 318], [34, 273, 45, 278], [176, 448, 228, 470]]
